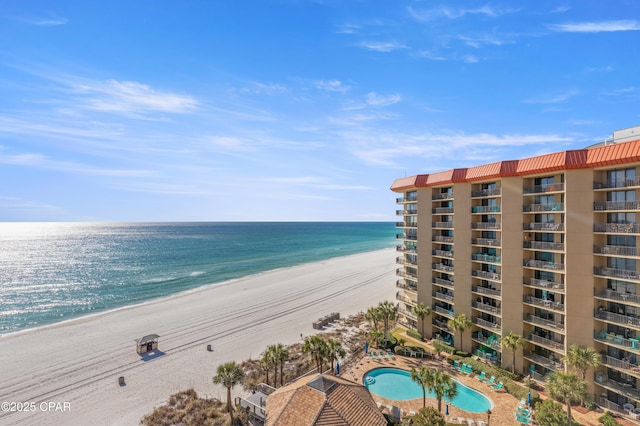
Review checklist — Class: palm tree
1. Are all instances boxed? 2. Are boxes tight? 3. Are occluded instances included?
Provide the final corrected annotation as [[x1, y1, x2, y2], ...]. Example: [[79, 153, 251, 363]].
[[260, 349, 274, 386], [426, 368, 457, 413], [413, 302, 431, 339], [447, 313, 472, 351], [403, 407, 446, 426], [213, 361, 245, 422], [546, 371, 588, 426], [326, 339, 346, 374], [410, 366, 432, 408], [365, 306, 381, 331], [562, 344, 601, 381], [369, 329, 383, 348], [303, 335, 327, 373], [272, 343, 289, 387], [378, 301, 398, 346], [264, 344, 278, 387], [501, 331, 525, 374]]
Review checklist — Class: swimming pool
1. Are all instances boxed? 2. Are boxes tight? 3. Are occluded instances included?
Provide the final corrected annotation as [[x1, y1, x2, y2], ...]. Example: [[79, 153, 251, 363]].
[[363, 367, 493, 413]]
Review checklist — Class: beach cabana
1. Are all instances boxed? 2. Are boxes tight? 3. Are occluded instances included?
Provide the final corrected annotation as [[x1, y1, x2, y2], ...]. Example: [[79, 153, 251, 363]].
[[135, 334, 160, 355]]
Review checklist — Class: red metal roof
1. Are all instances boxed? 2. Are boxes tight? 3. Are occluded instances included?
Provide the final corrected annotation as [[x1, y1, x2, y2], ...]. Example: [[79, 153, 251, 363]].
[[390, 176, 418, 191]]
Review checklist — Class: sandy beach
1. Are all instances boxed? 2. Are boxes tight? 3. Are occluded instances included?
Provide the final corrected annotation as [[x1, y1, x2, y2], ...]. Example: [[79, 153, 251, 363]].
[[0, 248, 396, 426]]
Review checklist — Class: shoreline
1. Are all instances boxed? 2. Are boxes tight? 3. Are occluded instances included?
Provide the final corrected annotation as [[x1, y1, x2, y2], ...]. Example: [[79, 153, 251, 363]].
[[0, 248, 396, 425]]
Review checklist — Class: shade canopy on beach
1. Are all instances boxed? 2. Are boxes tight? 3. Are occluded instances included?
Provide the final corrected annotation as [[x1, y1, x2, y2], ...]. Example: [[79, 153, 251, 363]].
[[135, 334, 160, 354]]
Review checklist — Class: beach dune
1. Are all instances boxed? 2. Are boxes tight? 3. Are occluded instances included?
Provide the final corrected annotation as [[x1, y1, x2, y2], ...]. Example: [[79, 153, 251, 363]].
[[0, 248, 396, 425]]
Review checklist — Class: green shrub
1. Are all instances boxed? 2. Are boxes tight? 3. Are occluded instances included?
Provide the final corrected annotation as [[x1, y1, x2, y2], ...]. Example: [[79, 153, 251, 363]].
[[433, 340, 455, 354], [599, 411, 622, 426], [455, 350, 470, 357], [406, 329, 422, 340]]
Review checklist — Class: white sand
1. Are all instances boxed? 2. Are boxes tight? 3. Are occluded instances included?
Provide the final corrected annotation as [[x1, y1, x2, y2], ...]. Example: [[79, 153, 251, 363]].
[[0, 248, 396, 426]]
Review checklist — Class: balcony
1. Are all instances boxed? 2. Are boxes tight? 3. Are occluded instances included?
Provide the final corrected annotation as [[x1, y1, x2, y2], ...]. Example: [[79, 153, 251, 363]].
[[523, 350, 563, 370], [594, 245, 639, 257], [433, 263, 454, 272], [523, 277, 565, 292], [594, 266, 639, 281], [527, 333, 565, 351], [396, 195, 417, 203], [396, 233, 418, 240], [432, 222, 454, 229], [433, 277, 454, 288], [524, 222, 564, 232], [472, 205, 501, 213], [433, 207, 454, 214], [472, 301, 501, 315], [432, 192, 454, 200], [595, 289, 640, 305], [396, 268, 417, 279], [524, 259, 565, 271], [524, 295, 565, 312], [472, 332, 501, 350], [396, 221, 417, 228], [523, 182, 565, 194], [433, 249, 454, 258], [472, 270, 501, 281], [594, 330, 640, 354], [530, 370, 549, 383], [472, 286, 501, 298], [594, 223, 640, 234], [471, 222, 500, 230], [594, 177, 640, 189], [396, 245, 417, 254], [595, 201, 640, 211], [396, 292, 416, 306], [396, 282, 417, 294], [434, 306, 454, 318], [433, 318, 451, 331], [433, 291, 454, 302], [471, 188, 501, 197], [524, 313, 565, 331], [473, 316, 501, 330], [472, 253, 500, 264], [602, 355, 640, 377], [595, 309, 640, 328], [396, 208, 418, 216], [523, 241, 564, 251], [595, 374, 640, 402], [472, 238, 500, 247], [433, 235, 454, 243], [523, 203, 564, 213]]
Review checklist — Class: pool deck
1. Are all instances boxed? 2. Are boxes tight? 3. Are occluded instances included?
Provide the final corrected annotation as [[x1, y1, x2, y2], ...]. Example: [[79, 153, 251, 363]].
[[341, 347, 606, 426]]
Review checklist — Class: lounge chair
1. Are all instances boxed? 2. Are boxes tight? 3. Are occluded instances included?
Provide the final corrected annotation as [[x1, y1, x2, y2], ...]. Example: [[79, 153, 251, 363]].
[[452, 360, 460, 370], [516, 414, 531, 424], [483, 376, 495, 385], [467, 418, 476, 426], [517, 407, 530, 416], [464, 365, 473, 374], [492, 381, 504, 390], [476, 371, 486, 381], [386, 349, 395, 359], [458, 362, 466, 371], [477, 420, 487, 426]]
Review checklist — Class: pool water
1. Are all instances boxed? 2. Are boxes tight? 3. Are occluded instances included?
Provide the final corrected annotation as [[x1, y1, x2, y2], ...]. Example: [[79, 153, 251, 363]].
[[363, 367, 493, 413]]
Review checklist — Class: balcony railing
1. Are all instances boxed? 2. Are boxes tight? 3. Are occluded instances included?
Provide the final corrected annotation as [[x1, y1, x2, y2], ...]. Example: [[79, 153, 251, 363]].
[[530, 370, 549, 383], [472, 301, 501, 315], [396, 209, 418, 216], [524, 295, 565, 312], [594, 223, 640, 234], [434, 306, 454, 318], [396, 245, 417, 253], [433, 277, 454, 287], [523, 203, 564, 213], [473, 316, 501, 330], [595, 309, 640, 328], [433, 249, 454, 258], [523, 277, 565, 292], [433, 207, 454, 214], [524, 241, 564, 251], [396, 280, 417, 292], [523, 350, 563, 370], [433, 318, 451, 331], [472, 238, 500, 247], [524, 259, 565, 271], [433, 263, 454, 272], [527, 333, 565, 351], [473, 333, 501, 350], [472, 253, 500, 263], [396, 233, 418, 240], [432, 222, 454, 229], [471, 188, 501, 197], [524, 222, 564, 232], [471, 222, 500, 229], [594, 245, 639, 257], [594, 266, 639, 281], [396, 195, 418, 203], [524, 313, 565, 331], [432, 192, 454, 200], [433, 291, 454, 302], [433, 235, 454, 243], [594, 330, 640, 354], [595, 374, 640, 401], [595, 201, 640, 211], [396, 221, 417, 228], [595, 289, 640, 305], [602, 355, 639, 373], [472, 270, 501, 281], [472, 286, 501, 297], [472, 205, 501, 213], [396, 268, 418, 279], [523, 182, 565, 194], [594, 177, 640, 189]]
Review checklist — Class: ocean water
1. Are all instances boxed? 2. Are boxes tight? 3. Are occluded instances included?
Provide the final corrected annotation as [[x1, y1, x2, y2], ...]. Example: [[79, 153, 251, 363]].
[[0, 222, 395, 335]]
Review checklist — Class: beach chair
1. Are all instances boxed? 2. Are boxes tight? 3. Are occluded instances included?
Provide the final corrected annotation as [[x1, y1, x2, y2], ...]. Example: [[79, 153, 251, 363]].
[[477, 420, 487, 426], [483, 375, 495, 385], [491, 381, 504, 390], [518, 398, 526, 408], [475, 371, 486, 381], [467, 418, 476, 426], [516, 414, 531, 424], [452, 360, 460, 370], [386, 349, 395, 360], [458, 362, 467, 372], [464, 365, 473, 374], [517, 408, 531, 417]]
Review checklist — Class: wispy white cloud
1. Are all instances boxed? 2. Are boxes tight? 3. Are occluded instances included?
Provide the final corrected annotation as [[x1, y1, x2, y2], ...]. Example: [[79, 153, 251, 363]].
[[14, 14, 68, 26], [586, 65, 614, 73], [603, 87, 637, 96], [551, 6, 571, 14], [408, 5, 516, 21], [335, 23, 360, 34], [461, 54, 480, 63], [262, 176, 373, 191], [343, 92, 401, 111], [524, 90, 579, 104], [458, 34, 509, 48], [549, 20, 640, 33], [314, 80, 350, 93], [417, 50, 447, 61], [239, 81, 287, 96], [358, 41, 408, 52], [566, 119, 601, 126]]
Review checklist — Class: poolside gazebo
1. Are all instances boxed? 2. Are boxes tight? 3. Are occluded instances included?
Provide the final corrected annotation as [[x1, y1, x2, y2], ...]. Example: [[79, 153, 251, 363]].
[[135, 334, 160, 355]]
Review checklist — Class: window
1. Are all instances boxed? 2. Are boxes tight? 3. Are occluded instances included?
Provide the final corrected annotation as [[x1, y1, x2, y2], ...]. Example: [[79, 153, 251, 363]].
[[607, 168, 636, 187]]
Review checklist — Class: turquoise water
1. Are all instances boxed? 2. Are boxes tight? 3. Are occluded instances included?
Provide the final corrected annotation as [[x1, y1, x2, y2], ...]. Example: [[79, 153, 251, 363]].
[[0, 222, 395, 335], [363, 367, 493, 412]]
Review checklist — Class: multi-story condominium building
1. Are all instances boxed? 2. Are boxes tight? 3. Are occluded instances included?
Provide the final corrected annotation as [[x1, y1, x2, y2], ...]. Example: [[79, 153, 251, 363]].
[[391, 126, 640, 416]]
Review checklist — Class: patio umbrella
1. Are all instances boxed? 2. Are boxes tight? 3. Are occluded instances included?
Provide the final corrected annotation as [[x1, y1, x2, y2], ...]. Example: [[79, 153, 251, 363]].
[[446, 404, 449, 416], [365, 342, 369, 354], [336, 362, 340, 375]]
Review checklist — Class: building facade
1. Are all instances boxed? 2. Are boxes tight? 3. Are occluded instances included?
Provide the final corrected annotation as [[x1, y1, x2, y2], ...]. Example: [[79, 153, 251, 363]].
[[391, 129, 640, 415]]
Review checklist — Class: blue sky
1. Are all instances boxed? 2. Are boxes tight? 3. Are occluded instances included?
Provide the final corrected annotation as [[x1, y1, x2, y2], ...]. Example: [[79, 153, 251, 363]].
[[1, 1, 639, 221]]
